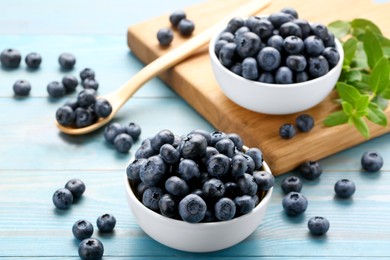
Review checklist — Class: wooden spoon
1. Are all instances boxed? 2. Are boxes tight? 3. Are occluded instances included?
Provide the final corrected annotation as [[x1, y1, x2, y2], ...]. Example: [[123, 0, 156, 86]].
[[56, 0, 271, 135]]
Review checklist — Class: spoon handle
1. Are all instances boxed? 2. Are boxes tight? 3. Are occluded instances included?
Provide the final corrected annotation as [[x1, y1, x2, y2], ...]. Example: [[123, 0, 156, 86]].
[[107, 0, 272, 109]]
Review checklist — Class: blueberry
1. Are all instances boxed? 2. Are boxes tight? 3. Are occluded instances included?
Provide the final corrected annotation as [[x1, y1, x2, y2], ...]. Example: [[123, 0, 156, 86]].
[[281, 176, 303, 194], [210, 131, 228, 146], [25, 52, 42, 69], [325, 32, 336, 47], [215, 138, 235, 158], [77, 89, 97, 108], [296, 114, 314, 132], [201, 146, 220, 166], [361, 151, 383, 172], [159, 194, 177, 218], [226, 17, 245, 33], [215, 39, 228, 56], [267, 12, 294, 28], [299, 161, 322, 180], [126, 158, 147, 182], [241, 153, 256, 174], [151, 129, 175, 152], [237, 173, 257, 196], [253, 171, 274, 191], [135, 138, 156, 159], [74, 107, 95, 128], [191, 189, 203, 198], [190, 129, 212, 146], [219, 42, 237, 67], [227, 133, 243, 150], [94, 98, 112, 118], [283, 36, 304, 54], [113, 133, 133, 153], [78, 238, 104, 260], [202, 178, 225, 201], [56, 106, 76, 126], [234, 26, 250, 39], [140, 155, 167, 187], [242, 57, 259, 80], [179, 194, 206, 223], [13, 80, 31, 96], [245, 148, 263, 170], [245, 16, 261, 31], [169, 10, 186, 27], [73, 220, 94, 240], [286, 55, 307, 72], [47, 81, 66, 98], [157, 28, 173, 46], [179, 133, 207, 159], [219, 31, 235, 42], [257, 47, 281, 71], [230, 154, 248, 178], [65, 179, 86, 199], [309, 55, 329, 78], [322, 47, 340, 68], [281, 7, 298, 18], [304, 36, 325, 56], [295, 71, 309, 83], [142, 187, 163, 211], [159, 144, 180, 164], [215, 198, 236, 221], [311, 23, 330, 42], [104, 122, 124, 144], [234, 195, 255, 215], [202, 210, 217, 222], [282, 192, 308, 216], [82, 78, 99, 90], [96, 213, 116, 233], [252, 19, 274, 40], [279, 123, 296, 139], [279, 22, 302, 38], [58, 52, 76, 70], [275, 67, 294, 84], [165, 176, 190, 197], [292, 19, 312, 39], [207, 154, 230, 178], [267, 35, 284, 52], [64, 99, 79, 110], [308, 216, 330, 236], [62, 75, 79, 92], [136, 182, 147, 198], [258, 72, 274, 83], [334, 179, 356, 198], [178, 19, 195, 36], [178, 159, 200, 182], [236, 32, 261, 58], [80, 68, 95, 81], [224, 182, 239, 199], [125, 122, 141, 140], [52, 188, 73, 210], [0, 48, 21, 68]]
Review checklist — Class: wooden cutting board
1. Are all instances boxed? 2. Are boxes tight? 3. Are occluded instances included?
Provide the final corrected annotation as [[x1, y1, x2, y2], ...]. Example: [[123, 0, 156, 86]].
[[127, 0, 390, 175]]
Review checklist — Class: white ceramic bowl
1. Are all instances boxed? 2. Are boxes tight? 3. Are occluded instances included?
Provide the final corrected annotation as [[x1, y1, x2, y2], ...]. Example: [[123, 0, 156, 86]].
[[124, 160, 273, 253], [209, 30, 344, 115]]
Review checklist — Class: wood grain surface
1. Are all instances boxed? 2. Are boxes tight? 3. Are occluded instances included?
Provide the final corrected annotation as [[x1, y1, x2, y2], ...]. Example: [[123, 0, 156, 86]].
[[127, 0, 390, 175]]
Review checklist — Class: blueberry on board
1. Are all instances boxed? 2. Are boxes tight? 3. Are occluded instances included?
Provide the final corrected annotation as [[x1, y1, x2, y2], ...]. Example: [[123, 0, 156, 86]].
[[169, 10, 186, 27], [283, 36, 304, 55], [125, 122, 141, 140], [279, 22, 302, 38], [151, 129, 175, 152], [227, 133, 243, 150], [308, 216, 330, 236], [77, 88, 97, 108], [234, 195, 255, 215], [113, 133, 133, 153], [165, 176, 190, 197], [275, 67, 294, 84], [214, 39, 228, 56], [257, 47, 281, 72], [282, 192, 308, 216], [72, 220, 94, 240], [241, 153, 256, 174], [65, 179, 86, 199], [47, 81, 66, 98], [219, 32, 235, 42], [281, 176, 303, 194], [304, 36, 325, 56], [82, 78, 99, 90], [142, 187, 164, 211], [74, 107, 95, 128], [159, 144, 180, 164], [299, 161, 322, 180], [230, 62, 242, 77], [267, 35, 284, 52], [234, 26, 250, 39], [62, 75, 79, 92], [224, 182, 239, 199], [215, 198, 236, 221], [281, 7, 298, 18], [253, 171, 275, 191], [159, 194, 177, 218], [296, 114, 315, 132], [242, 57, 259, 80], [219, 42, 237, 67], [0, 48, 21, 68], [96, 213, 116, 233], [245, 148, 263, 170], [322, 47, 340, 68], [135, 138, 156, 159], [94, 98, 112, 118], [25, 52, 42, 69], [334, 179, 356, 198], [295, 71, 309, 83], [179, 133, 208, 159], [309, 55, 329, 78], [177, 19, 195, 36], [126, 158, 147, 182], [236, 32, 261, 58], [78, 238, 104, 260], [56, 106, 76, 126], [140, 155, 167, 187], [279, 123, 296, 139], [237, 173, 258, 196], [226, 17, 245, 33], [179, 194, 207, 223], [311, 23, 330, 42], [13, 80, 31, 96], [361, 151, 383, 172], [267, 12, 294, 28], [52, 188, 73, 210], [230, 154, 248, 178], [178, 159, 200, 182], [190, 129, 212, 146], [207, 154, 230, 178], [157, 28, 173, 46], [58, 52, 76, 70], [258, 72, 274, 83], [286, 55, 307, 72], [210, 131, 228, 146], [202, 178, 225, 201], [104, 122, 124, 144], [80, 68, 95, 81]]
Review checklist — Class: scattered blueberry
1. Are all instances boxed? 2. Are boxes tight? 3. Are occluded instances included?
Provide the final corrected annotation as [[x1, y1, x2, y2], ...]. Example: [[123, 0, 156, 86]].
[[178, 194, 206, 223], [80, 68, 95, 81], [279, 123, 296, 139], [62, 75, 79, 92], [72, 220, 94, 240], [0, 48, 21, 68], [125, 122, 142, 140], [78, 238, 104, 260], [296, 114, 315, 132], [13, 80, 31, 96], [282, 192, 308, 216], [308, 216, 330, 236], [113, 133, 133, 153], [52, 188, 74, 210], [281, 176, 303, 194], [178, 19, 195, 36], [169, 10, 186, 27], [65, 179, 86, 199], [361, 151, 383, 172], [58, 52, 76, 70], [82, 78, 99, 90], [25, 52, 42, 69], [96, 213, 116, 233], [334, 179, 356, 198], [47, 81, 66, 98], [299, 161, 322, 180], [104, 123, 124, 144], [157, 28, 174, 46]]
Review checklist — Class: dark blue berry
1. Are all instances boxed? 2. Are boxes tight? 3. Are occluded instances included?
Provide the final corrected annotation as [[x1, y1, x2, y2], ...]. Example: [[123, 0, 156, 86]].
[[245, 148, 263, 170], [96, 213, 116, 233], [202, 210, 217, 222], [296, 114, 315, 132], [207, 154, 230, 178], [78, 238, 104, 260], [178, 19, 195, 36], [215, 39, 228, 56], [64, 99, 79, 110], [56, 106, 75, 126], [104, 122, 124, 144], [275, 67, 294, 84], [77, 89, 96, 108], [215, 138, 235, 158], [299, 161, 322, 180], [234, 195, 255, 215], [241, 153, 255, 174], [62, 75, 79, 92], [0, 48, 21, 68], [334, 179, 356, 198], [253, 171, 274, 191], [267, 12, 294, 28], [304, 36, 325, 56], [159, 194, 177, 218], [295, 71, 309, 82], [142, 187, 163, 211], [227, 133, 243, 150], [279, 123, 296, 139], [165, 176, 190, 197], [201, 146, 219, 166], [322, 47, 340, 68], [126, 158, 147, 182], [169, 10, 186, 27], [65, 179, 85, 199], [258, 72, 274, 83], [311, 23, 330, 42], [361, 151, 383, 172], [286, 55, 307, 72], [242, 57, 259, 80], [281, 176, 303, 194], [219, 42, 237, 67], [237, 173, 257, 196], [226, 17, 245, 33], [113, 133, 133, 153], [279, 22, 302, 38], [257, 47, 281, 71], [13, 80, 31, 96], [267, 35, 284, 52], [94, 98, 112, 118], [151, 129, 175, 152], [236, 32, 261, 58], [157, 28, 173, 46], [25, 52, 42, 69], [82, 78, 99, 90], [58, 52, 76, 70], [309, 56, 329, 78], [219, 32, 235, 42], [190, 129, 212, 146], [245, 16, 261, 31], [136, 182, 147, 198], [224, 182, 239, 199], [178, 159, 200, 182], [210, 131, 228, 146], [178, 194, 206, 223], [234, 26, 250, 38], [252, 19, 274, 40], [215, 198, 236, 221], [135, 138, 156, 159], [202, 178, 225, 201], [230, 154, 248, 178], [125, 122, 141, 140], [282, 192, 308, 216], [52, 188, 73, 210], [179, 133, 207, 159], [80, 68, 95, 81], [47, 81, 66, 98], [74, 107, 95, 128], [159, 144, 180, 164], [308, 216, 330, 236], [325, 32, 336, 47], [281, 7, 298, 18], [191, 189, 203, 197], [72, 220, 94, 240], [283, 36, 304, 54], [140, 155, 167, 187], [292, 19, 311, 39]]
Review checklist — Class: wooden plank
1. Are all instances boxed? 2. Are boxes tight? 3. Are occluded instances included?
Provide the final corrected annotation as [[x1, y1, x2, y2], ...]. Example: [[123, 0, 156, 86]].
[[127, 0, 390, 175]]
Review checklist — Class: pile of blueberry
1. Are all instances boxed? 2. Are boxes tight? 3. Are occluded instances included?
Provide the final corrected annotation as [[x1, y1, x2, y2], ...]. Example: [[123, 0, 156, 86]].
[[214, 7, 340, 84], [157, 10, 195, 46], [127, 129, 274, 223], [52, 179, 86, 210], [104, 122, 142, 153]]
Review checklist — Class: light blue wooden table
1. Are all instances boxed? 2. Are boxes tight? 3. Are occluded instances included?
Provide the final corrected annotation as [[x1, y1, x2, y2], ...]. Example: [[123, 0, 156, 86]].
[[1, 0, 390, 259]]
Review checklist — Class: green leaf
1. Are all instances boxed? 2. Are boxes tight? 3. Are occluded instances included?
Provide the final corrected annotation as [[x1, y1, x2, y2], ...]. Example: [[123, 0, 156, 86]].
[[370, 56, 390, 94], [324, 111, 349, 126], [367, 103, 388, 126], [381, 83, 390, 99], [349, 81, 370, 92], [372, 95, 389, 110], [352, 42, 369, 69], [345, 70, 362, 82], [363, 28, 384, 69], [342, 101, 354, 116], [351, 18, 382, 38], [336, 82, 362, 106], [343, 37, 358, 66], [355, 95, 370, 112], [328, 20, 351, 39], [352, 116, 370, 138]]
